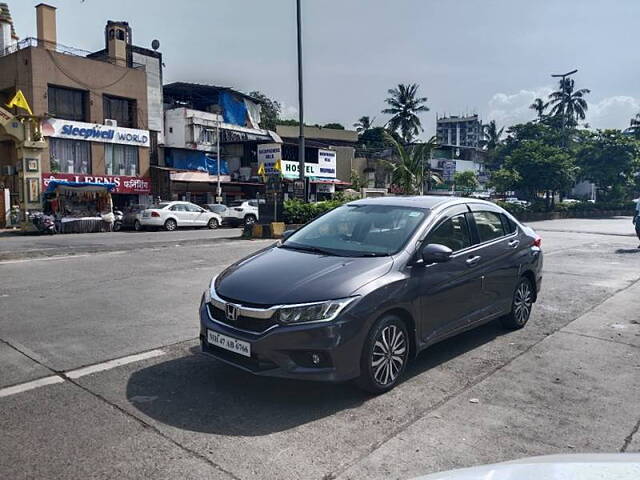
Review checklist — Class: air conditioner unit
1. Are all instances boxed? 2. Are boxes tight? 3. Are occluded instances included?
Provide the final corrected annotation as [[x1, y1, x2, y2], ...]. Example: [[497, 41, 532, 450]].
[[1, 165, 16, 175], [104, 119, 118, 127]]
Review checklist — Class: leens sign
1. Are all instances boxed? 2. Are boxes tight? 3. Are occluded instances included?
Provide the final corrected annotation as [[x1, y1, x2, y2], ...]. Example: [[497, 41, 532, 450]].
[[41, 172, 151, 194], [41, 118, 150, 147]]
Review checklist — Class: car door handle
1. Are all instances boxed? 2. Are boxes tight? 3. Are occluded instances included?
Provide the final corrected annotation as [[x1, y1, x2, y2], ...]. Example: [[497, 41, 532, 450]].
[[508, 239, 520, 248], [466, 255, 481, 267]]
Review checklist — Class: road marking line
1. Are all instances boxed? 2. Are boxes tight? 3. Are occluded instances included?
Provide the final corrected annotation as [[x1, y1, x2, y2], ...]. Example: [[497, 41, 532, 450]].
[[0, 375, 64, 398], [65, 349, 166, 379]]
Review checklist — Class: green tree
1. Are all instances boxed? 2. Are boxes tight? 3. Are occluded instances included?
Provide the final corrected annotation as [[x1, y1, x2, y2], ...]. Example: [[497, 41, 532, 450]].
[[548, 78, 590, 127], [249, 91, 281, 130], [483, 120, 504, 151], [488, 168, 521, 194], [454, 171, 479, 192], [349, 169, 365, 191], [323, 123, 345, 130], [576, 129, 640, 201], [383, 133, 441, 194], [529, 98, 548, 118], [358, 127, 402, 150], [382, 83, 429, 143], [353, 116, 374, 134]]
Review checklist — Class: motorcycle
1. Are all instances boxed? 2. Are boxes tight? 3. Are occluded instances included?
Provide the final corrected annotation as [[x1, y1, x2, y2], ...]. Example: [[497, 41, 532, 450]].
[[29, 211, 57, 235], [112, 209, 124, 232]]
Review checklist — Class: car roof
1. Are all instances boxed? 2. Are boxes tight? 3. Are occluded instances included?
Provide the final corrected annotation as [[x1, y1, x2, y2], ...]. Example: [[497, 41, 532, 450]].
[[347, 195, 475, 210]]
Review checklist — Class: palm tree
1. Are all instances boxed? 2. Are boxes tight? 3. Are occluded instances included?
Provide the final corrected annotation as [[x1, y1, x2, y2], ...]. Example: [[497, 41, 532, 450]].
[[382, 83, 429, 143], [483, 120, 504, 151], [548, 78, 590, 126], [529, 98, 548, 118], [383, 133, 441, 194], [353, 116, 374, 134]]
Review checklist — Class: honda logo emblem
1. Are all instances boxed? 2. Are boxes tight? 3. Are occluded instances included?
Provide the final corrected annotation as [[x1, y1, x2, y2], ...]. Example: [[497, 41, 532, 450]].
[[225, 303, 239, 322]]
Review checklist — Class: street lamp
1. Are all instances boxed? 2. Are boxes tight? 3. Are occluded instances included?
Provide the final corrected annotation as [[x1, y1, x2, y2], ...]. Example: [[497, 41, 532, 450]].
[[211, 105, 223, 204], [551, 69, 578, 135]]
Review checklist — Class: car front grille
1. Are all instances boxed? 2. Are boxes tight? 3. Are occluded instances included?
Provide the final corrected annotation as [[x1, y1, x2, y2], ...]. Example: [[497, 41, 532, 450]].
[[206, 303, 278, 334]]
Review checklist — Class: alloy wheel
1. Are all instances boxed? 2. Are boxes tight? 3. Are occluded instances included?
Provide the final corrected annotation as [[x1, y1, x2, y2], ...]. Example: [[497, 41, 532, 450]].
[[165, 219, 177, 231], [371, 325, 407, 387], [513, 281, 533, 325]]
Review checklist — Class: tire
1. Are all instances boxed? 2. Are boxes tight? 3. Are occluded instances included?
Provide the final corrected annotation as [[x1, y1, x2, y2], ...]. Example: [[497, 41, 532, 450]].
[[501, 276, 534, 330], [164, 218, 177, 231], [207, 218, 219, 229], [356, 315, 410, 394], [113, 221, 122, 232], [244, 214, 257, 226], [134, 220, 142, 232]]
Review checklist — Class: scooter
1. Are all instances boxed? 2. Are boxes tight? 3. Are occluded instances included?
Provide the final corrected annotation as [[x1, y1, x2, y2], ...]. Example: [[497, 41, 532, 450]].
[[29, 212, 57, 235], [113, 209, 124, 232]]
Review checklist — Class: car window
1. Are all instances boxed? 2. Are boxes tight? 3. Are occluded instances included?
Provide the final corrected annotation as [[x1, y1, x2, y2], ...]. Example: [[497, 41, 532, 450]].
[[501, 214, 517, 234], [425, 214, 472, 252], [154, 202, 170, 210], [185, 204, 203, 212], [248, 200, 258, 207], [210, 205, 226, 213], [473, 211, 505, 242], [170, 204, 186, 212], [230, 201, 243, 207], [284, 204, 427, 256]]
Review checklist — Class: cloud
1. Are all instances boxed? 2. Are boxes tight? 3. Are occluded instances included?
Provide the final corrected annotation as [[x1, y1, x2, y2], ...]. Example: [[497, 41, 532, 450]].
[[486, 86, 553, 127], [280, 102, 299, 120], [486, 87, 640, 130], [587, 96, 640, 130]]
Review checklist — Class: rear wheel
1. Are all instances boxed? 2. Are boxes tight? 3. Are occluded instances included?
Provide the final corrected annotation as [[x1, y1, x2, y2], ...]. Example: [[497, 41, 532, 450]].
[[501, 277, 534, 329], [164, 218, 177, 231], [207, 218, 219, 229], [134, 220, 142, 231], [244, 214, 257, 226], [356, 315, 409, 394]]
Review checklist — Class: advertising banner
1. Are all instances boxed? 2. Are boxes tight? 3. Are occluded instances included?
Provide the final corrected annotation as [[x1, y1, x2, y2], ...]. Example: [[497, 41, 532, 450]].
[[41, 118, 150, 147], [41, 172, 151, 194]]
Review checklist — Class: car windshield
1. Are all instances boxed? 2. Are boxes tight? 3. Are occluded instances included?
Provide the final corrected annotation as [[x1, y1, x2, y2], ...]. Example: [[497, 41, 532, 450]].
[[282, 204, 428, 256]]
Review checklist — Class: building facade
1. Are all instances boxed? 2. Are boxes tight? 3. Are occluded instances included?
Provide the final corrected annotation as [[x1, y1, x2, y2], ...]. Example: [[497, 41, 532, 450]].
[[433, 114, 486, 184], [0, 4, 155, 218]]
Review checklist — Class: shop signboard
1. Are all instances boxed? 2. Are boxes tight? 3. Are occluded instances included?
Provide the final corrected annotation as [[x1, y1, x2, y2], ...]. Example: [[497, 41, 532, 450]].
[[41, 118, 150, 147], [41, 172, 151, 194], [443, 160, 456, 182], [318, 149, 337, 178], [257, 143, 281, 175], [316, 183, 335, 193]]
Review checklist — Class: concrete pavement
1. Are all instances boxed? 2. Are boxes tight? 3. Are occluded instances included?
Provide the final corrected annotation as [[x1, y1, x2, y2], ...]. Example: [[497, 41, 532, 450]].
[[1, 216, 639, 479]]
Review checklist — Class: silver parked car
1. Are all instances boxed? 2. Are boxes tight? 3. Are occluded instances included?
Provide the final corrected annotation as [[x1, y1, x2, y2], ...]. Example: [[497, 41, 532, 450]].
[[140, 201, 222, 231]]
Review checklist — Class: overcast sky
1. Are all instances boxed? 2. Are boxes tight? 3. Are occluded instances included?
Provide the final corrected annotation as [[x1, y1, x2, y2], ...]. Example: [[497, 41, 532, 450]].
[[9, 1, 640, 136]]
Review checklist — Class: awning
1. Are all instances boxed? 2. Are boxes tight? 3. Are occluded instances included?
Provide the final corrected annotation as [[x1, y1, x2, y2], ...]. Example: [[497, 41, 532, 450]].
[[169, 171, 231, 183], [45, 180, 116, 194], [309, 178, 351, 185]]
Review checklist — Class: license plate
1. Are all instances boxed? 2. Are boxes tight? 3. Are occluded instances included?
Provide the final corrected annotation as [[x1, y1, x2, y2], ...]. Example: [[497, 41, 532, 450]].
[[207, 330, 251, 357]]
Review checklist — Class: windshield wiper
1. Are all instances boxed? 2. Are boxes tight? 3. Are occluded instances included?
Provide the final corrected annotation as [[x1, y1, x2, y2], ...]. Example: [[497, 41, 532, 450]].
[[349, 251, 389, 257], [279, 243, 340, 256]]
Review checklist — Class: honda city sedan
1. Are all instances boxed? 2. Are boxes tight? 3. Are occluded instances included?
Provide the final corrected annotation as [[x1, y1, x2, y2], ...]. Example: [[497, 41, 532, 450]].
[[200, 196, 543, 393]]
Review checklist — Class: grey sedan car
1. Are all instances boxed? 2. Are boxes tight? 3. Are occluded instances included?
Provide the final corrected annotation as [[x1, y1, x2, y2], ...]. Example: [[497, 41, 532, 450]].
[[200, 196, 543, 393]]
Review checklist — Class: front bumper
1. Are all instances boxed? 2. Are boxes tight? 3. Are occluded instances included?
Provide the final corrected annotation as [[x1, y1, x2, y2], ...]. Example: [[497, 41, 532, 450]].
[[199, 300, 365, 382]]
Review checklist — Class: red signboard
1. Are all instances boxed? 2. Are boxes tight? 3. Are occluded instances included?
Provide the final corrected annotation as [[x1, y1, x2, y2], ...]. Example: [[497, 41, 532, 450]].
[[41, 172, 151, 194]]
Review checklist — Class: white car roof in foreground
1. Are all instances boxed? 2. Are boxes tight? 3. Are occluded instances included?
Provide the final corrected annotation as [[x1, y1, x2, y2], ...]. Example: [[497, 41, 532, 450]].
[[412, 454, 640, 480]]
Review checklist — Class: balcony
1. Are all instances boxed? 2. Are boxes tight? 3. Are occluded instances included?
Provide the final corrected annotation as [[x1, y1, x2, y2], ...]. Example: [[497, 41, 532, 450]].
[[0, 37, 144, 69]]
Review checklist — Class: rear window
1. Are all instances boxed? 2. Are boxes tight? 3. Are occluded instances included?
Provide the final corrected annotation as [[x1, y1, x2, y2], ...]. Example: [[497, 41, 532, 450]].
[[229, 201, 244, 207], [472, 211, 505, 242], [153, 202, 170, 210]]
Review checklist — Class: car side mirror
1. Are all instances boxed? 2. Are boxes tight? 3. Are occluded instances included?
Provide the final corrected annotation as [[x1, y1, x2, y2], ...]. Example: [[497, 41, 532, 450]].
[[421, 243, 453, 264]]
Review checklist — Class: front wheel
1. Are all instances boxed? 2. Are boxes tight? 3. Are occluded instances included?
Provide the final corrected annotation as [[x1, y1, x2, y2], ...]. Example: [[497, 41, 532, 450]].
[[244, 214, 257, 226], [164, 218, 177, 231], [356, 315, 409, 394], [113, 221, 122, 232], [207, 218, 219, 229], [501, 277, 534, 330]]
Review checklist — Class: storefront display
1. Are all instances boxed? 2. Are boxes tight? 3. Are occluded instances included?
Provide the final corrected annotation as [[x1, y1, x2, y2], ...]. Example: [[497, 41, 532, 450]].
[[44, 180, 116, 233]]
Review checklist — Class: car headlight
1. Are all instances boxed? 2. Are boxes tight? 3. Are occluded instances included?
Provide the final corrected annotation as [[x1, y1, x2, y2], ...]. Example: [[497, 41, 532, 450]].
[[203, 276, 217, 304], [277, 297, 358, 325]]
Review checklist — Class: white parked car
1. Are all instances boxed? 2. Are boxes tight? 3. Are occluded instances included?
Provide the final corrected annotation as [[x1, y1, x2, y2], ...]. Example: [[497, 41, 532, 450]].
[[504, 197, 530, 207], [140, 201, 222, 231], [224, 199, 262, 226]]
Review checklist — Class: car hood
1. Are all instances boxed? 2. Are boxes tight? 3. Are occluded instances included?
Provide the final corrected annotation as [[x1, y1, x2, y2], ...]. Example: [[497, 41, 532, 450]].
[[216, 246, 394, 305]]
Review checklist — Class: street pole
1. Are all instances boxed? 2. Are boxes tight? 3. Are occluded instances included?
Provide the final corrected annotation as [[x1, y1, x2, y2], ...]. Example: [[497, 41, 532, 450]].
[[216, 114, 221, 203], [551, 69, 578, 145], [296, 0, 306, 201]]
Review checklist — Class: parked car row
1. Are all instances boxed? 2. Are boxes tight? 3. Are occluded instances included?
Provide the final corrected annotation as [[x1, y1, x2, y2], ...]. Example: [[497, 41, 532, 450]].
[[113, 199, 262, 232]]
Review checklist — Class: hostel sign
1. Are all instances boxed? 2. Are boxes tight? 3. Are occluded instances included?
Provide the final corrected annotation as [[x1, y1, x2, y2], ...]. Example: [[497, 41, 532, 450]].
[[281, 148, 337, 179]]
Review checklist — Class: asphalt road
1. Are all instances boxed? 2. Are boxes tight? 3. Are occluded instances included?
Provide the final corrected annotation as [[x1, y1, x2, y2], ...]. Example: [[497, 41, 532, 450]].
[[1, 217, 639, 479]]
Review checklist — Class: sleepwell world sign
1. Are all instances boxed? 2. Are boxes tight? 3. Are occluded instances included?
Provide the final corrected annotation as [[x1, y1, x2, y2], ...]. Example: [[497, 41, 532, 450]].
[[41, 118, 150, 147], [281, 149, 337, 178]]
